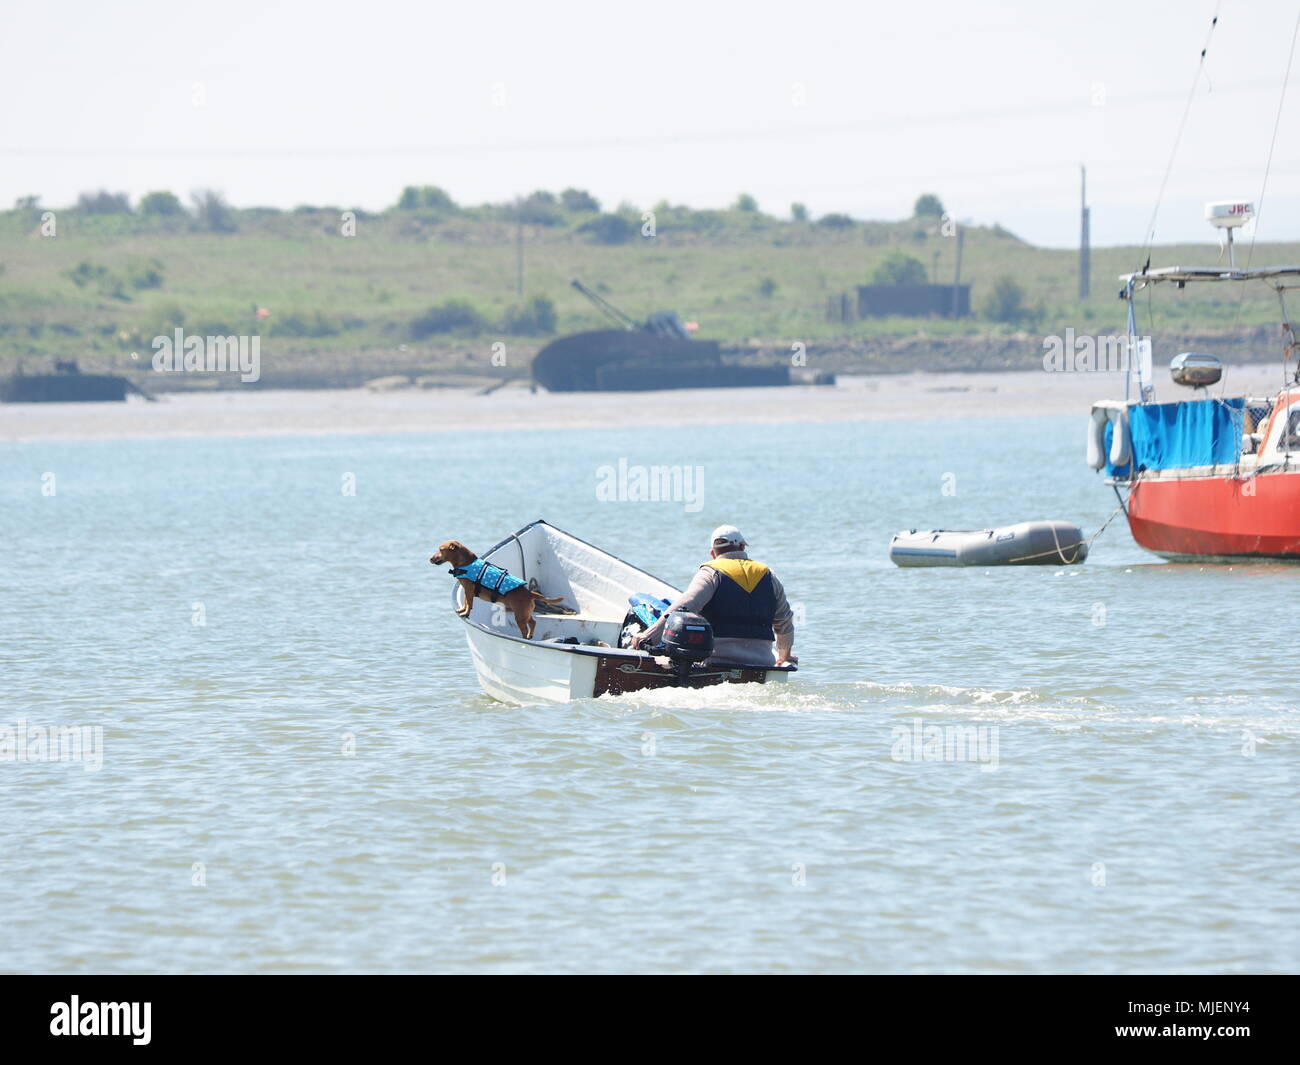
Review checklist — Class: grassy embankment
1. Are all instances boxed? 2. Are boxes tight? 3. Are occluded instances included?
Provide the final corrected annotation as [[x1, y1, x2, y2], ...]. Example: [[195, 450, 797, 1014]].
[[1, 196, 1294, 389]]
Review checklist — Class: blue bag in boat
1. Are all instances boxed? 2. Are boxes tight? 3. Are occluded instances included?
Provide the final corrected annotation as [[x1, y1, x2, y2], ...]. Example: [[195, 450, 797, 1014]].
[[628, 593, 672, 629], [619, 592, 673, 649]]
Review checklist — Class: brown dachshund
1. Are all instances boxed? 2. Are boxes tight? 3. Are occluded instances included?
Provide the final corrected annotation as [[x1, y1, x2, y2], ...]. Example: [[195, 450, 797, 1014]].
[[430, 540, 566, 640]]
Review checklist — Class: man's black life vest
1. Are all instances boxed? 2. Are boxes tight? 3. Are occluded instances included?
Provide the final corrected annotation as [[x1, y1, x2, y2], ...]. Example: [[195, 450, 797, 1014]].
[[699, 558, 776, 641]]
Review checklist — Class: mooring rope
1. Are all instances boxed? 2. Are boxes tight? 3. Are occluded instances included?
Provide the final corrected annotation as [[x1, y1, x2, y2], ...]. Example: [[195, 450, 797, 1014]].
[[1005, 505, 1127, 564]]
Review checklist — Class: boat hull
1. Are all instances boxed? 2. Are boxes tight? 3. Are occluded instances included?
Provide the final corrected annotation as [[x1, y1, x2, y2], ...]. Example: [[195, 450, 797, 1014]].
[[531, 330, 790, 392], [451, 520, 794, 704], [465, 622, 787, 704], [1127, 469, 1300, 560], [1, 372, 128, 403]]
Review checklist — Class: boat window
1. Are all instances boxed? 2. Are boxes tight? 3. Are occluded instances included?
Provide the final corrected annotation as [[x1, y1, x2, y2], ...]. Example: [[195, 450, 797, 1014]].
[[1283, 409, 1300, 450]]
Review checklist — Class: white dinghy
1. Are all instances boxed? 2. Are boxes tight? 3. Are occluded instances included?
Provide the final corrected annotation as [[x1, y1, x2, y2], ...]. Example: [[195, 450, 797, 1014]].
[[446, 520, 796, 705]]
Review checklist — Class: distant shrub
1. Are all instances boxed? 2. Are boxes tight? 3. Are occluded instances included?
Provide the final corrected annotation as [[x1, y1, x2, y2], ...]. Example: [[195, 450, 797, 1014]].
[[76, 190, 132, 214], [125, 258, 165, 290], [191, 189, 236, 232], [872, 251, 928, 286], [733, 193, 758, 212], [191, 317, 238, 337], [145, 304, 187, 335], [397, 185, 458, 212], [758, 278, 778, 298], [790, 202, 808, 222], [817, 212, 855, 228], [560, 188, 600, 212], [576, 213, 635, 244], [652, 206, 728, 236], [981, 276, 1028, 322], [410, 300, 486, 338], [14, 195, 40, 211], [913, 193, 945, 218], [65, 261, 130, 300], [65, 261, 104, 288], [270, 311, 339, 338], [501, 296, 557, 335], [508, 191, 563, 226], [100, 276, 130, 301], [139, 191, 184, 216]]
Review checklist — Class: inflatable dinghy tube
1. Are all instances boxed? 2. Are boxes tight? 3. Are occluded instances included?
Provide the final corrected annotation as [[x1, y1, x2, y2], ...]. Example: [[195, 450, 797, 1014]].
[[890, 520, 1089, 567]]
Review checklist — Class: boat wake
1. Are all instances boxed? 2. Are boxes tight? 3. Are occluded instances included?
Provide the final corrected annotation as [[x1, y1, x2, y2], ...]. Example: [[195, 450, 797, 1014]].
[[579, 678, 1300, 735]]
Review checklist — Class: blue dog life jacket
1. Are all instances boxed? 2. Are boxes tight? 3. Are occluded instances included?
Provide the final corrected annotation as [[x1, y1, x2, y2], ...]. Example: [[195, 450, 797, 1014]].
[[450, 558, 528, 602]]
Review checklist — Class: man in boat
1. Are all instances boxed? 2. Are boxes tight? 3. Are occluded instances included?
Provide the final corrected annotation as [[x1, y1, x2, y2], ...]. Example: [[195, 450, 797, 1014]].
[[632, 525, 797, 667]]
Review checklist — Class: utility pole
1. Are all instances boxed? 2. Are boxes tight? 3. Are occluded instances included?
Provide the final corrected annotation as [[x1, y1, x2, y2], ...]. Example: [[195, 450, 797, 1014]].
[[1079, 165, 1091, 302], [515, 221, 524, 298], [950, 225, 965, 317]]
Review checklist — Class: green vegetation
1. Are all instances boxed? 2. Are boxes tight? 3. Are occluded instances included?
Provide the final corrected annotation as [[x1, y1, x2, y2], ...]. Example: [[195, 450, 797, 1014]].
[[507, 191, 565, 226], [397, 185, 458, 212], [76, 190, 131, 215], [576, 213, 635, 245], [191, 190, 236, 233], [913, 193, 945, 219], [139, 191, 184, 217], [871, 251, 928, 286], [559, 188, 600, 212], [816, 212, 855, 229], [500, 295, 557, 336], [1, 186, 1295, 378], [410, 299, 487, 338], [982, 276, 1031, 323]]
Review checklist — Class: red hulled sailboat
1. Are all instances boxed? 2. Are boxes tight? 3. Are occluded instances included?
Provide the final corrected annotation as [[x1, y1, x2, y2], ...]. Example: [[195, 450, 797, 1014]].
[[1089, 205, 1300, 560]]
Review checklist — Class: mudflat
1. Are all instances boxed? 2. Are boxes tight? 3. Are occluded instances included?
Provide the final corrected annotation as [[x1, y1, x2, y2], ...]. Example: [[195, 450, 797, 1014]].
[[2, 365, 1285, 443]]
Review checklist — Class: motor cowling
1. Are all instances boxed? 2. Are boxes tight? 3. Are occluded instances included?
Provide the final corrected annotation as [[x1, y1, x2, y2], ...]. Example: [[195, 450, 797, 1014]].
[[659, 612, 714, 673]]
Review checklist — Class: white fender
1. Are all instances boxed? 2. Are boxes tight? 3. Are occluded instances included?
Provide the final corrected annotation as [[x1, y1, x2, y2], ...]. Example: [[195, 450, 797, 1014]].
[[1108, 406, 1131, 466], [1087, 403, 1130, 470], [1086, 407, 1108, 469]]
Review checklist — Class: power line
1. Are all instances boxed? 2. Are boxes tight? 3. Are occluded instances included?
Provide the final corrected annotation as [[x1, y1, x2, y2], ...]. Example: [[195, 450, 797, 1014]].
[[0, 76, 1281, 160]]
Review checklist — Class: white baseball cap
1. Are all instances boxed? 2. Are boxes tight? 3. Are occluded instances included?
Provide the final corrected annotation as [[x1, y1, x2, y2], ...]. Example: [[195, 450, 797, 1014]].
[[710, 524, 746, 548]]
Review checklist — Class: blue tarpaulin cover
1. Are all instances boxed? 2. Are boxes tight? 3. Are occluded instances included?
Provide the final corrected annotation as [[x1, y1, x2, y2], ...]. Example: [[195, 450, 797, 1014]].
[[1106, 398, 1244, 476]]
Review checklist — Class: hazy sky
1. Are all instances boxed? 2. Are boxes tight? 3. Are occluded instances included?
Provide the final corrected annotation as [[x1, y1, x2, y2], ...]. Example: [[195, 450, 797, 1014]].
[[3, 0, 1298, 248]]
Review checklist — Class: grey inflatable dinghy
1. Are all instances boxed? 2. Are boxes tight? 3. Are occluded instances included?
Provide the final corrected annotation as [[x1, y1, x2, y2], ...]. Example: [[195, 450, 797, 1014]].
[[890, 520, 1088, 567]]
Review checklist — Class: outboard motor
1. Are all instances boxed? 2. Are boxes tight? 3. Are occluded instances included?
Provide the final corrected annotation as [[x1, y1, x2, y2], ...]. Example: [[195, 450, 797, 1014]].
[[658, 611, 714, 685]]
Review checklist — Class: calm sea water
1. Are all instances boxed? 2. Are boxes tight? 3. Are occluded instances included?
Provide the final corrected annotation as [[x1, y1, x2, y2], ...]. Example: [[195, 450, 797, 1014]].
[[2, 410, 1297, 973]]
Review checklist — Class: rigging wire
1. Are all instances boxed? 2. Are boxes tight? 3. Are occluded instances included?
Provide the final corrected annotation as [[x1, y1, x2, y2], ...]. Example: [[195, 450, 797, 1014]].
[[1238, 8, 1300, 279], [1230, 6, 1300, 402], [1139, 4, 1222, 266]]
